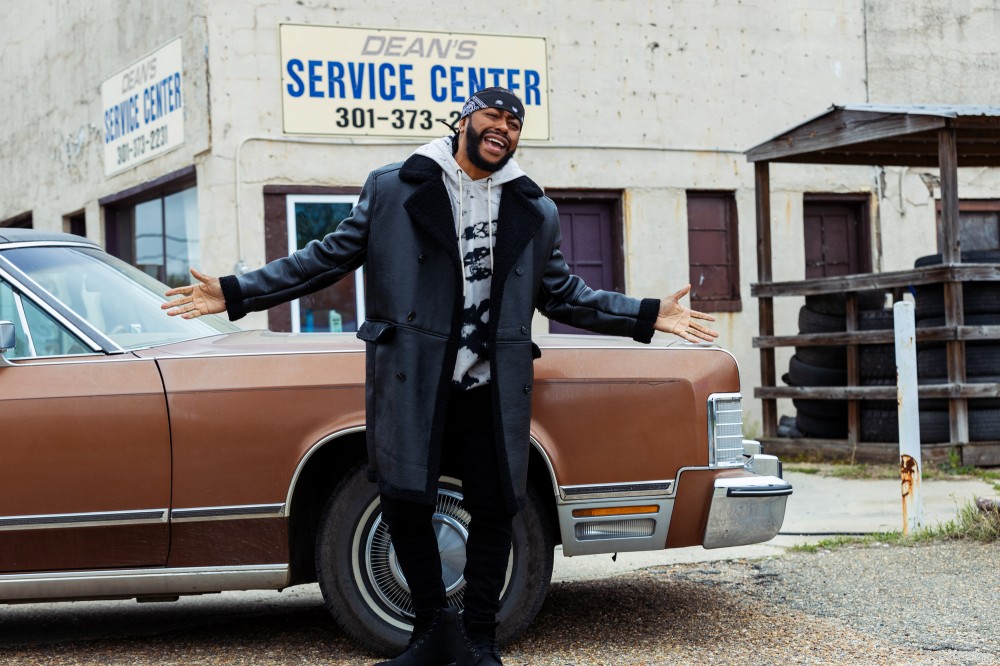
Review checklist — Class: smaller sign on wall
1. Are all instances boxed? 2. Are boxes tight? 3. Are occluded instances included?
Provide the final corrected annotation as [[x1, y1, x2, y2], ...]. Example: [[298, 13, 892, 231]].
[[279, 25, 549, 140], [101, 37, 185, 176]]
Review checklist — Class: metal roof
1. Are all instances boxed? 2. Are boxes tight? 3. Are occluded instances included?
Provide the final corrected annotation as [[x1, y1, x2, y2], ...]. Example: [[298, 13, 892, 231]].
[[746, 104, 1000, 167]]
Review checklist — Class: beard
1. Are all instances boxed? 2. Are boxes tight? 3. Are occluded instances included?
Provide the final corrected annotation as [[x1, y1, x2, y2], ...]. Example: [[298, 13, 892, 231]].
[[464, 123, 516, 173]]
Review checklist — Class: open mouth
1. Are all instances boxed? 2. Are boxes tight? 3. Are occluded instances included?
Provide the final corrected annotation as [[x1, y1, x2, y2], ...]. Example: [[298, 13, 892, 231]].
[[482, 133, 508, 155]]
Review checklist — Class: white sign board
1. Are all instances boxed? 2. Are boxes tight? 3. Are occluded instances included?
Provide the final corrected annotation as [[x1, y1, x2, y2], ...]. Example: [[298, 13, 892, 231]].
[[101, 37, 185, 176], [279, 25, 549, 140]]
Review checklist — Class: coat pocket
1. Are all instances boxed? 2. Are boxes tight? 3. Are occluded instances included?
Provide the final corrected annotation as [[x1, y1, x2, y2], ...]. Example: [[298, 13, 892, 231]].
[[357, 320, 396, 343]]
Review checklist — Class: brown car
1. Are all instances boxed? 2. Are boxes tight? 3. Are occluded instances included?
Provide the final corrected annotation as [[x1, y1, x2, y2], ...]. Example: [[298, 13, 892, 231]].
[[0, 229, 790, 654]]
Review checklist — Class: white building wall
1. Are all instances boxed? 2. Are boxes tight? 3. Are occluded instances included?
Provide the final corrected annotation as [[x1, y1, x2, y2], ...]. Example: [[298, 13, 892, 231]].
[[4, 1, 1000, 432]]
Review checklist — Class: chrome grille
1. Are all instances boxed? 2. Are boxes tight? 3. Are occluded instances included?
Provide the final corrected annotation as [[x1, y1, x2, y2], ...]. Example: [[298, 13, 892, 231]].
[[708, 393, 745, 468]]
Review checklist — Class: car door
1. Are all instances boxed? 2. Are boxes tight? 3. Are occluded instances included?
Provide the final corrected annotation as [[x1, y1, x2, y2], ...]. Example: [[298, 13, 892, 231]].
[[0, 277, 170, 573]]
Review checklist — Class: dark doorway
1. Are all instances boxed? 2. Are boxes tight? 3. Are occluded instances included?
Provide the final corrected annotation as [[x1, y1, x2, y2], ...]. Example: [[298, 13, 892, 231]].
[[803, 196, 871, 278], [546, 194, 623, 334]]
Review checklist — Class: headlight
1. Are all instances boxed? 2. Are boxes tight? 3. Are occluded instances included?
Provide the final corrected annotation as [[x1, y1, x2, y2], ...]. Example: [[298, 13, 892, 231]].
[[707, 393, 745, 468]]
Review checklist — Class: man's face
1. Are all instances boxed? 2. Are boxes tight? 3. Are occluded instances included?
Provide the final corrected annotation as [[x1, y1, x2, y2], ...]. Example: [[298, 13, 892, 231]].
[[461, 108, 522, 174]]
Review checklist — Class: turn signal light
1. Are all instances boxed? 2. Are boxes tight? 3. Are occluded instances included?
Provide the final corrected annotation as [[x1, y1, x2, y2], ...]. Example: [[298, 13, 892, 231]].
[[572, 505, 659, 518]]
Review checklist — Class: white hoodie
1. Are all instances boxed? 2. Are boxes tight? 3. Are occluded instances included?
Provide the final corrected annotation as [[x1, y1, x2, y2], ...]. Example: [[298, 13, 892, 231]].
[[412, 136, 527, 389]]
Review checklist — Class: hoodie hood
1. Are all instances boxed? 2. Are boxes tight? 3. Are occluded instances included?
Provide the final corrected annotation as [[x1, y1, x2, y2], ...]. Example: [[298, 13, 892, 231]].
[[412, 136, 526, 187]]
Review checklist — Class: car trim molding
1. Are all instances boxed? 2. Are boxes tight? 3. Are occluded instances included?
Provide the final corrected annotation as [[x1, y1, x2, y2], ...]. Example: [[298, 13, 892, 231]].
[[0, 564, 289, 602], [0, 241, 100, 250], [0, 509, 168, 531], [170, 503, 286, 522], [285, 426, 367, 514], [558, 480, 674, 501]]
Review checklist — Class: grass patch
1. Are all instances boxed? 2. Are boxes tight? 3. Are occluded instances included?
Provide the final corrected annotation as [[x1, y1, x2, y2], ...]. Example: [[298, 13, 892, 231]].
[[784, 455, 1000, 489], [788, 500, 1000, 553], [785, 466, 821, 475]]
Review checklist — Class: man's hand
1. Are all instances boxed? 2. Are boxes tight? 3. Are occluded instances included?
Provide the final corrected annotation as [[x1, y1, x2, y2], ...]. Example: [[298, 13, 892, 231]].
[[654, 284, 719, 343], [162, 268, 226, 319]]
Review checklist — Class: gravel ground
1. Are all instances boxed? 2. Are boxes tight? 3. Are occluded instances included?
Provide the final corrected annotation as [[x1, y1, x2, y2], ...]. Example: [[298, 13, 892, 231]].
[[0, 540, 996, 665]]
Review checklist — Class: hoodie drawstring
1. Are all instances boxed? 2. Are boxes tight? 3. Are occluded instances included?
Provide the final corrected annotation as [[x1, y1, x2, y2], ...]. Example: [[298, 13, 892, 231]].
[[487, 177, 494, 275], [457, 169, 466, 300]]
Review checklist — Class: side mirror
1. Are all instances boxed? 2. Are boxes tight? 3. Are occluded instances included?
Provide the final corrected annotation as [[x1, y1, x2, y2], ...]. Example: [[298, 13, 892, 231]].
[[0, 321, 15, 366]]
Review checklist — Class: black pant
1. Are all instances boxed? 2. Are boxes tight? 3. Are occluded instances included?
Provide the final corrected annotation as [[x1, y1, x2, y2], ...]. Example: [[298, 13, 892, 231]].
[[380, 385, 514, 627]]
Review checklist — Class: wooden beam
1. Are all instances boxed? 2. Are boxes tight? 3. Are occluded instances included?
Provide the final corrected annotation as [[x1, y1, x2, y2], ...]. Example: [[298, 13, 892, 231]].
[[939, 128, 961, 263], [756, 383, 1000, 400], [751, 264, 1000, 298], [755, 162, 776, 437], [754, 325, 1000, 348], [938, 127, 969, 444], [746, 109, 947, 163]]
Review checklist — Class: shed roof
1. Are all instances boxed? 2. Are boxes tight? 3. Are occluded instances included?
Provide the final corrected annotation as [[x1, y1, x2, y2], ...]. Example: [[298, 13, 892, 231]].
[[746, 104, 1000, 167]]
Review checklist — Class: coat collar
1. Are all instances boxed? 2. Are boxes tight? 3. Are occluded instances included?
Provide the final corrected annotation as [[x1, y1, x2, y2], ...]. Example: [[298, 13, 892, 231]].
[[400, 154, 545, 285]]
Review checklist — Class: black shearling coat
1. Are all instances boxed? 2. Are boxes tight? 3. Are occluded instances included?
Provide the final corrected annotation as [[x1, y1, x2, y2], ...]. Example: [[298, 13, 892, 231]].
[[221, 153, 659, 513]]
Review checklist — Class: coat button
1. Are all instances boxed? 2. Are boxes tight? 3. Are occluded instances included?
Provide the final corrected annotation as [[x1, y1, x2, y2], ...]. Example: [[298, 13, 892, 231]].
[[515, 266, 525, 275], [418, 254, 426, 264], [523, 384, 532, 394], [397, 372, 406, 381], [520, 325, 528, 335], [407, 311, 416, 322]]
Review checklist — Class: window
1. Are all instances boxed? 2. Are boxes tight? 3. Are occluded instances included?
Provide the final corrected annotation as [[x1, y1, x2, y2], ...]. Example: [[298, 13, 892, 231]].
[[936, 200, 1000, 252], [1, 245, 236, 351], [1, 212, 32, 229], [0, 279, 92, 358], [64, 211, 86, 237], [687, 191, 741, 312], [103, 168, 199, 289], [285, 195, 366, 333]]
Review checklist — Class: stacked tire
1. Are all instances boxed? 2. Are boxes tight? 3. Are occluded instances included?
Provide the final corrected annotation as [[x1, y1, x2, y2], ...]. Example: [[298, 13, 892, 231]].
[[787, 291, 888, 439], [914, 251, 1000, 443]]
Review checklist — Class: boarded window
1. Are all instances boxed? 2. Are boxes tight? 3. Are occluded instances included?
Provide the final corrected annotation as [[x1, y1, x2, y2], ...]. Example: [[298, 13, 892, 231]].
[[936, 199, 1000, 252], [687, 192, 740, 312]]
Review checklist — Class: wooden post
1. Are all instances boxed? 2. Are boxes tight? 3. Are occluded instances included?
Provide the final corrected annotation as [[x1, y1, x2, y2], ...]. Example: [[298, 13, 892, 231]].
[[755, 162, 777, 438], [845, 292, 859, 461], [938, 128, 969, 445]]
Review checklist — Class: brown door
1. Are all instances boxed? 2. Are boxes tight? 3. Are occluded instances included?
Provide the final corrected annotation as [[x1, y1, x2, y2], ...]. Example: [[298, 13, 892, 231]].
[[0, 281, 170, 572], [803, 198, 871, 278], [547, 197, 623, 334]]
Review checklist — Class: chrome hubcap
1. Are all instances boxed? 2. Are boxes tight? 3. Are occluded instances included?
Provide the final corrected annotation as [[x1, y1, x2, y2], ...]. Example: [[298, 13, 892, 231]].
[[366, 489, 471, 617]]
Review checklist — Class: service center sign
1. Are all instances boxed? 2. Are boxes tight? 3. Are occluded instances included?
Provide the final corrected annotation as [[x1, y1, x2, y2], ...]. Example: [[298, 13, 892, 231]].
[[102, 37, 185, 176], [279, 25, 549, 140]]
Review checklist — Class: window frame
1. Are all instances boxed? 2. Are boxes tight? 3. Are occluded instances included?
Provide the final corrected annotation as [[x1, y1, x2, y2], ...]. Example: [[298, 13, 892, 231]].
[[284, 194, 366, 333], [101, 166, 198, 286]]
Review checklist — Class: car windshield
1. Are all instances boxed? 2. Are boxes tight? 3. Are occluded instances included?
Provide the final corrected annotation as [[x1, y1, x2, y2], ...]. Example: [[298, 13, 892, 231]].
[[2, 245, 239, 350]]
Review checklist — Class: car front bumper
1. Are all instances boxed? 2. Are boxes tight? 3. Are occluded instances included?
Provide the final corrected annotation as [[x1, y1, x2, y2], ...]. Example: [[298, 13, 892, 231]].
[[702, 471, 792, 549]]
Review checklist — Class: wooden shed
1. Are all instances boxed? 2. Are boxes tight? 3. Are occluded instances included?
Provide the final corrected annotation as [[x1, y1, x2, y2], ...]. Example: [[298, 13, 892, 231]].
[[747, 104, 1000, 466]]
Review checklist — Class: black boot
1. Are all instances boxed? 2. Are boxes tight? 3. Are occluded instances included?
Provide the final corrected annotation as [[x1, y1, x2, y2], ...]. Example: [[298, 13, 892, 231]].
[[456, 618, 503, 666], [375, 607, 462, 666]]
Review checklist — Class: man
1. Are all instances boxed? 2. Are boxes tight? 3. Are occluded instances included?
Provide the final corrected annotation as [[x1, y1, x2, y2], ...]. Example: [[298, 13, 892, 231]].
[[163, 87, 718, 666]]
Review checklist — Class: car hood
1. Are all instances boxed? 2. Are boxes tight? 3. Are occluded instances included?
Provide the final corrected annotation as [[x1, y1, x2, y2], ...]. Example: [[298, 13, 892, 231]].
[[132, 329, 365, 359], [132, 329, 696, 360]]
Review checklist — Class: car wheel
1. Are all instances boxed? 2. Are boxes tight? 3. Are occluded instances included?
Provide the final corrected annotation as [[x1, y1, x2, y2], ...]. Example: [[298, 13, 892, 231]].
[[315, 462, 554, 656]]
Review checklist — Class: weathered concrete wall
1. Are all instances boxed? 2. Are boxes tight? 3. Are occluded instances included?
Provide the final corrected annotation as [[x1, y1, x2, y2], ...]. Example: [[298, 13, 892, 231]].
[[4, 0, 1000, 431], [865, 0, 1000, 274], [0, 0, 211, 239]]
